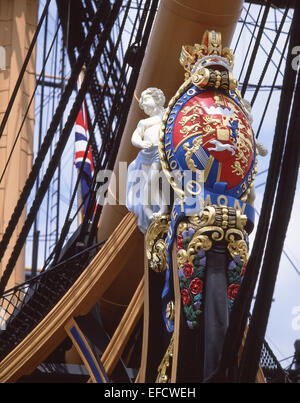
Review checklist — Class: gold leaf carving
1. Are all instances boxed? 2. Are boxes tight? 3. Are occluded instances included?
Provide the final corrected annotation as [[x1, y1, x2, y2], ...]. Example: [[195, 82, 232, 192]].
[[145, 216, 170, 273], [177, 248, 188, 267]]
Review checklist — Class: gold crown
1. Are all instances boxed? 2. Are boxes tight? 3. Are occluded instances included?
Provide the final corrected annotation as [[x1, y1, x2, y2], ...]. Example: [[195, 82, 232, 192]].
[[179, 30, 234, 80]]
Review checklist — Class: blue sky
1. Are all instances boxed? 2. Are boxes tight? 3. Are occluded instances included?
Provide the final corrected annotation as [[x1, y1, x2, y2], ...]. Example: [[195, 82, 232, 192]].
[[232, 4, 300, 369]]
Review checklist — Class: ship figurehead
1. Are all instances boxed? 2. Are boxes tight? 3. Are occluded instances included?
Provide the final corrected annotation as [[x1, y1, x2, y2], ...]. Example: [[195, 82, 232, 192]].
[[146, 31, 260, 383]]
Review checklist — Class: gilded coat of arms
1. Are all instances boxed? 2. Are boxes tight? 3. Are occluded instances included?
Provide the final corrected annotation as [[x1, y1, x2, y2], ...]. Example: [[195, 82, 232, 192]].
[[159, 30, 257, 200]]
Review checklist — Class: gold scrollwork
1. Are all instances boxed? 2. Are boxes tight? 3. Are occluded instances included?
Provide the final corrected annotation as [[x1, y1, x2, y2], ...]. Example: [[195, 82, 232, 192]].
[[192, 68, 238, 92], [227, 237, 248, 265], [224, 228, 244, 242], [156, 333, 174, 383], [179, 31, 234, 80], [145, 216, 170, 273], [187, 214, 202, 227], [187, 233, 212, 263], [235, 209, 247, 231], [191, 68, 210, 88], [177, 221, 188, 234], [177, 205, 249, 266], [199, 205, 216, 226], [166, 301, 175, 322], [225, 229, 248, 264]]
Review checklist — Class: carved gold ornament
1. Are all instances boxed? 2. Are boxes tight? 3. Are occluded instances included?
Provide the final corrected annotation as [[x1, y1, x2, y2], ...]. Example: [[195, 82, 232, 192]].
[[145, 215, 170, 273], [225, 229, 249, 265], [178, 205, 249, 265], [179, 30, 234, 80], [187, 234, 212, 263], [177, 248, 188, 266], [165, 300, 175, 322], [156, 333, 174, 383], [191, 68, 238, 92]]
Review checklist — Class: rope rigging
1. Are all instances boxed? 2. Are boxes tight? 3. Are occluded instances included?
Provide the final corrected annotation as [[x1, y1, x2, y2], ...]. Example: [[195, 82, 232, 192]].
[[238, 4, 264, 84], [233, 1, 252, 54], [41, 0, 159, 268], [238, 33, 300, 381], [250, 5, 290, 106], [241, 3, 271, 97], [79, 0, 160, 249], [0, 1, 122, 296], [255, 26, 290, 138], [0, 0, 51, 142], [208, 0, 298, 382]]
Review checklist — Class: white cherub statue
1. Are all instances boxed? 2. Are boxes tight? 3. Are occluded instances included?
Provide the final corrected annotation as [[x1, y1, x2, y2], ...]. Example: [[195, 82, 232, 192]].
[[126, 87, 169, 233]]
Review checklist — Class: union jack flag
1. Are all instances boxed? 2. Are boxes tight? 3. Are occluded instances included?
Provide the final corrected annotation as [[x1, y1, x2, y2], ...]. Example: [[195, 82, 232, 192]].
[[74, 76, 94, 214]]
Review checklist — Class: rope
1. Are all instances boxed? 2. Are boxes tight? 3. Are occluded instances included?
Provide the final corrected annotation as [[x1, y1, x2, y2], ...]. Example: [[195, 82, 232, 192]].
[[0, 1, 122, 296], [255, 27, 290, 138], [49, 0, 137, 261], [238, 6, 300, 381], [49, 133, 94, 267], [233, 2, 252, 54], [86, 0, 159, 246], [241, 2, 271, 97], [238, 4, 264, 84], [2, 239, 107, 297], [251, 5, 290, 106], [209, 0, 298, 382], [42, 0, 159, 267]]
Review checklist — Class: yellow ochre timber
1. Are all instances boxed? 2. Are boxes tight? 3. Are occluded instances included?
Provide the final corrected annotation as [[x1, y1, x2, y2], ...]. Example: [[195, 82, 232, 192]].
[[0, 212, 139, 383], [0, 0, 38, 290], [98, 277, 143, 378]]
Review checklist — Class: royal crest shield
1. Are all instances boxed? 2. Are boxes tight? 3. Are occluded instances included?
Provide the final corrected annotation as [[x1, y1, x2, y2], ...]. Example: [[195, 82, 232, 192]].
[[159, 31, 257, 200]]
